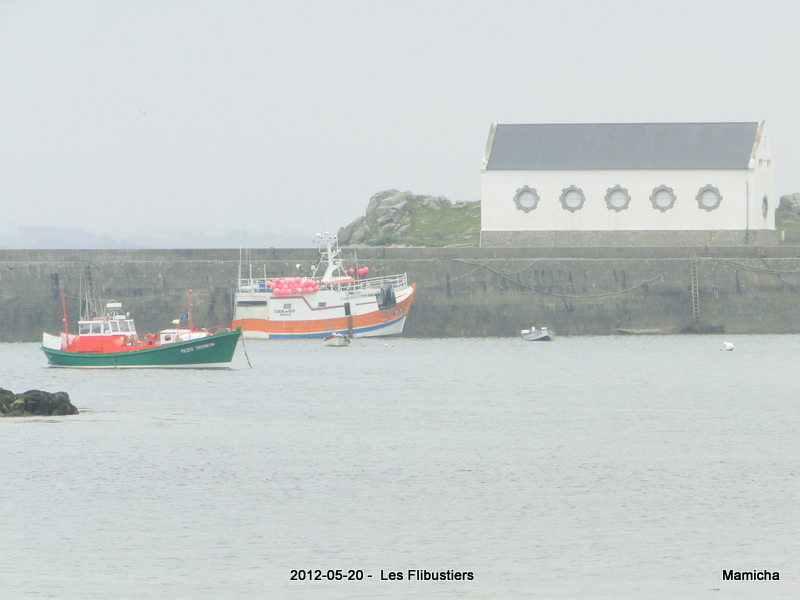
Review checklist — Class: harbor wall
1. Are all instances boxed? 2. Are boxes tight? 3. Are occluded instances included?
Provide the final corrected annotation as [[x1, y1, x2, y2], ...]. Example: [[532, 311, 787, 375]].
[[2, 246, 800, 341]]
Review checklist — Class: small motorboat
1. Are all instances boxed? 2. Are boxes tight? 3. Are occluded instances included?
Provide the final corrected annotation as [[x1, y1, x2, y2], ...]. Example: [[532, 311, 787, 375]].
[[323, 333, 351, 347], [520, 326, 555, 342]]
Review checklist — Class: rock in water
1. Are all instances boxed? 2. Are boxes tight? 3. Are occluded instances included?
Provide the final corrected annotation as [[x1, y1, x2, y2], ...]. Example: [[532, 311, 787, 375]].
[[0, 388, 79, 416]]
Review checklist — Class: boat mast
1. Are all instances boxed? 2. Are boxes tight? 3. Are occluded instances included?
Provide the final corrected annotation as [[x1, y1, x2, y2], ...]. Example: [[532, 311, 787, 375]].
[[61, 293, 71, 349], [316, 232, 346, 283], [188, 290, 195, 332]]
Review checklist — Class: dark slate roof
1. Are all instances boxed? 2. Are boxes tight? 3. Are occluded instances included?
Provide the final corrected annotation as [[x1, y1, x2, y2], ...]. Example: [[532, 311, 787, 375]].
[[484, 122, 759, 170]]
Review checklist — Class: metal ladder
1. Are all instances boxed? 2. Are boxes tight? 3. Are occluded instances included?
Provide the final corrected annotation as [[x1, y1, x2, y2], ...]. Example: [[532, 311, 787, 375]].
[[690, 254, 700, 324], [82, 263, 101, 319]]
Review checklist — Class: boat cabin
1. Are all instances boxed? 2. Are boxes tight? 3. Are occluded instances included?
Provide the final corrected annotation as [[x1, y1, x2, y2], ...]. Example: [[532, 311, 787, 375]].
[[78, 318, 137, 335], [77, 301, 137, 335], [64, 301, 138, 352]]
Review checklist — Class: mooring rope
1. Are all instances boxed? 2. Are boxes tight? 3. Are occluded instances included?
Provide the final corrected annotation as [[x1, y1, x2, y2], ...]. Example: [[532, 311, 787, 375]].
[[709, 257, 800, 275], [449, 258, 544, 281], [710, 257, 800, 292], [239, 336, 252, 368]]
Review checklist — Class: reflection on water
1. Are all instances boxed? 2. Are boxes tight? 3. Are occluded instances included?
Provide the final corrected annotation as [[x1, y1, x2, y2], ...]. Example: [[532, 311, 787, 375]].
[[1, 336, 798, 599]]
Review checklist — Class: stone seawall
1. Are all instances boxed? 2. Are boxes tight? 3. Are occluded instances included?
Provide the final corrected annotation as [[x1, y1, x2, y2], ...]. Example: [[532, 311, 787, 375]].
[[2, 246, 800, 341], [480, 229, 780, 247]]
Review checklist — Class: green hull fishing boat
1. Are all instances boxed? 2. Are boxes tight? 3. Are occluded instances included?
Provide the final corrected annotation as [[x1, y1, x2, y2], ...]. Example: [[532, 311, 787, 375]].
[[42, 295, 242, 369], [42, 328, 242, 368]]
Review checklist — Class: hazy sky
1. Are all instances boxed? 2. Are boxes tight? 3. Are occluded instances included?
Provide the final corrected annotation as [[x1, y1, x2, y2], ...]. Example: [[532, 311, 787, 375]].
[[2, 0, 799, 239]]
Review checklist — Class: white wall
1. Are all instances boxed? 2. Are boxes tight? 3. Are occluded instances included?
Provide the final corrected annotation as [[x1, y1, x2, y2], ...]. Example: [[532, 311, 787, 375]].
[[747, 124, 776, 231], [481, 167, 775, 232]]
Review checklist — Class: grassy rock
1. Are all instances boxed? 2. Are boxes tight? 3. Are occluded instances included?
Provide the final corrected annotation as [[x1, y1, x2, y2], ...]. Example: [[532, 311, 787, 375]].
[[776, 193, 800, 232], [338, 190, 480, 247]]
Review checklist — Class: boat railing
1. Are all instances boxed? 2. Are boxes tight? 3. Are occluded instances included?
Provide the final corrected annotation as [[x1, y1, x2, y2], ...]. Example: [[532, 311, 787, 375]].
[[340, 273, 408, 294], [237, 273, 408, 295], [237, 278, 272, 293]]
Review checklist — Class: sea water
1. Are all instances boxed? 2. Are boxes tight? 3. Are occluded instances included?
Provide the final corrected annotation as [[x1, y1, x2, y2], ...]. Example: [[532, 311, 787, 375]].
[[1, 335, 798, 599]]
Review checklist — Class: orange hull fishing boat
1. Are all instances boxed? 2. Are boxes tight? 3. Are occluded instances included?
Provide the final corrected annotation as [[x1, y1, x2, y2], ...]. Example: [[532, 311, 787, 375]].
[[232, 233, 416, 339]]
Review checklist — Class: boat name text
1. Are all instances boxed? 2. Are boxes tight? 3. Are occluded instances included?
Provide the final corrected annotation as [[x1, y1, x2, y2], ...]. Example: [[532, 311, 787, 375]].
[[181, 342, 216, 354]]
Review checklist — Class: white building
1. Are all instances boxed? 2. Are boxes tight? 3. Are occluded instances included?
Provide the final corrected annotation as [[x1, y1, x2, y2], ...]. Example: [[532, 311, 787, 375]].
[[480, 122, 777, 246]]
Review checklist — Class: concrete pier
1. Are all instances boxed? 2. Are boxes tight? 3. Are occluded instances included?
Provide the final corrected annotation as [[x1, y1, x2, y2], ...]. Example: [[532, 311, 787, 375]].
[[2, 245, 799, 341]]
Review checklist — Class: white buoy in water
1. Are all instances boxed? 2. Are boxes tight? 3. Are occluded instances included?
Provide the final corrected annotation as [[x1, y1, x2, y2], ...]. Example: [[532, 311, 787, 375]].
[[721, 341, 734, 351]]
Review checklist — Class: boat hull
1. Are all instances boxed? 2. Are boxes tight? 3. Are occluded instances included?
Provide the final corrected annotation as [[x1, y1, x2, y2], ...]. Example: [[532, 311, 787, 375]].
[[520, 328, 555, 342], [41, 329, 242, 368], [323, 334, 351, 347], [235, 312, 408, 339]]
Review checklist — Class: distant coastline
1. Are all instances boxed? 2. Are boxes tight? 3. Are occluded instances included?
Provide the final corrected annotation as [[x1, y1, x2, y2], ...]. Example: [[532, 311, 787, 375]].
[[0, 226, 313, 250]]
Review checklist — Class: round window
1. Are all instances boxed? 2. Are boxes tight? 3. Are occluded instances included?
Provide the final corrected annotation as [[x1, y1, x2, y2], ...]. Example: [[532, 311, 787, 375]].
[[650, 186, 676, 212], [654, 190, 673, 208], [696, 185, 722, 211], [513, 186, 539, 213], [559, 186, 585, 212], [605, 186, 630, 211], [518, 190, 537, 209]]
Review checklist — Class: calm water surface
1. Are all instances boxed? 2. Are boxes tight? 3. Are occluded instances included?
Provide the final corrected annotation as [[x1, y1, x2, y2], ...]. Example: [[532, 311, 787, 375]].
[[1, 336, 798, 599]]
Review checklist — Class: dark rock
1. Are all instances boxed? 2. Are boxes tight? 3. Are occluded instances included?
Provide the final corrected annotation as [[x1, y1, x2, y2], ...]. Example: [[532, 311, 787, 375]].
[[0, 388, 15, 406], [0, 388, 78, 417]]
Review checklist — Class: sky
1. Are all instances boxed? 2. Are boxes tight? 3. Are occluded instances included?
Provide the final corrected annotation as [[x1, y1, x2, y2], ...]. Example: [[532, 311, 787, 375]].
[[1, 0, 799, 246]]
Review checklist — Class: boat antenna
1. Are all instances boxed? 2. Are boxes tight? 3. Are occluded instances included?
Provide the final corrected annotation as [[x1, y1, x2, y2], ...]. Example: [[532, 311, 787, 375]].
[[238, 226, 242, 283], [78, 268, 84, 320]]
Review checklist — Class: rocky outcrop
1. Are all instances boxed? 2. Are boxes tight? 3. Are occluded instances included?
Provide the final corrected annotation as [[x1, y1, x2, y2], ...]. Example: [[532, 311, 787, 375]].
[[0, 388, 79, 417], [337, 189, 480, 247]]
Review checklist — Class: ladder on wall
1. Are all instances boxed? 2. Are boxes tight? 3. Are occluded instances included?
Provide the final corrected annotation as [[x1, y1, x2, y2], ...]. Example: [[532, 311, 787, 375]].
[[690, 254, 700, 324], [82, 263, 101, 320]]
